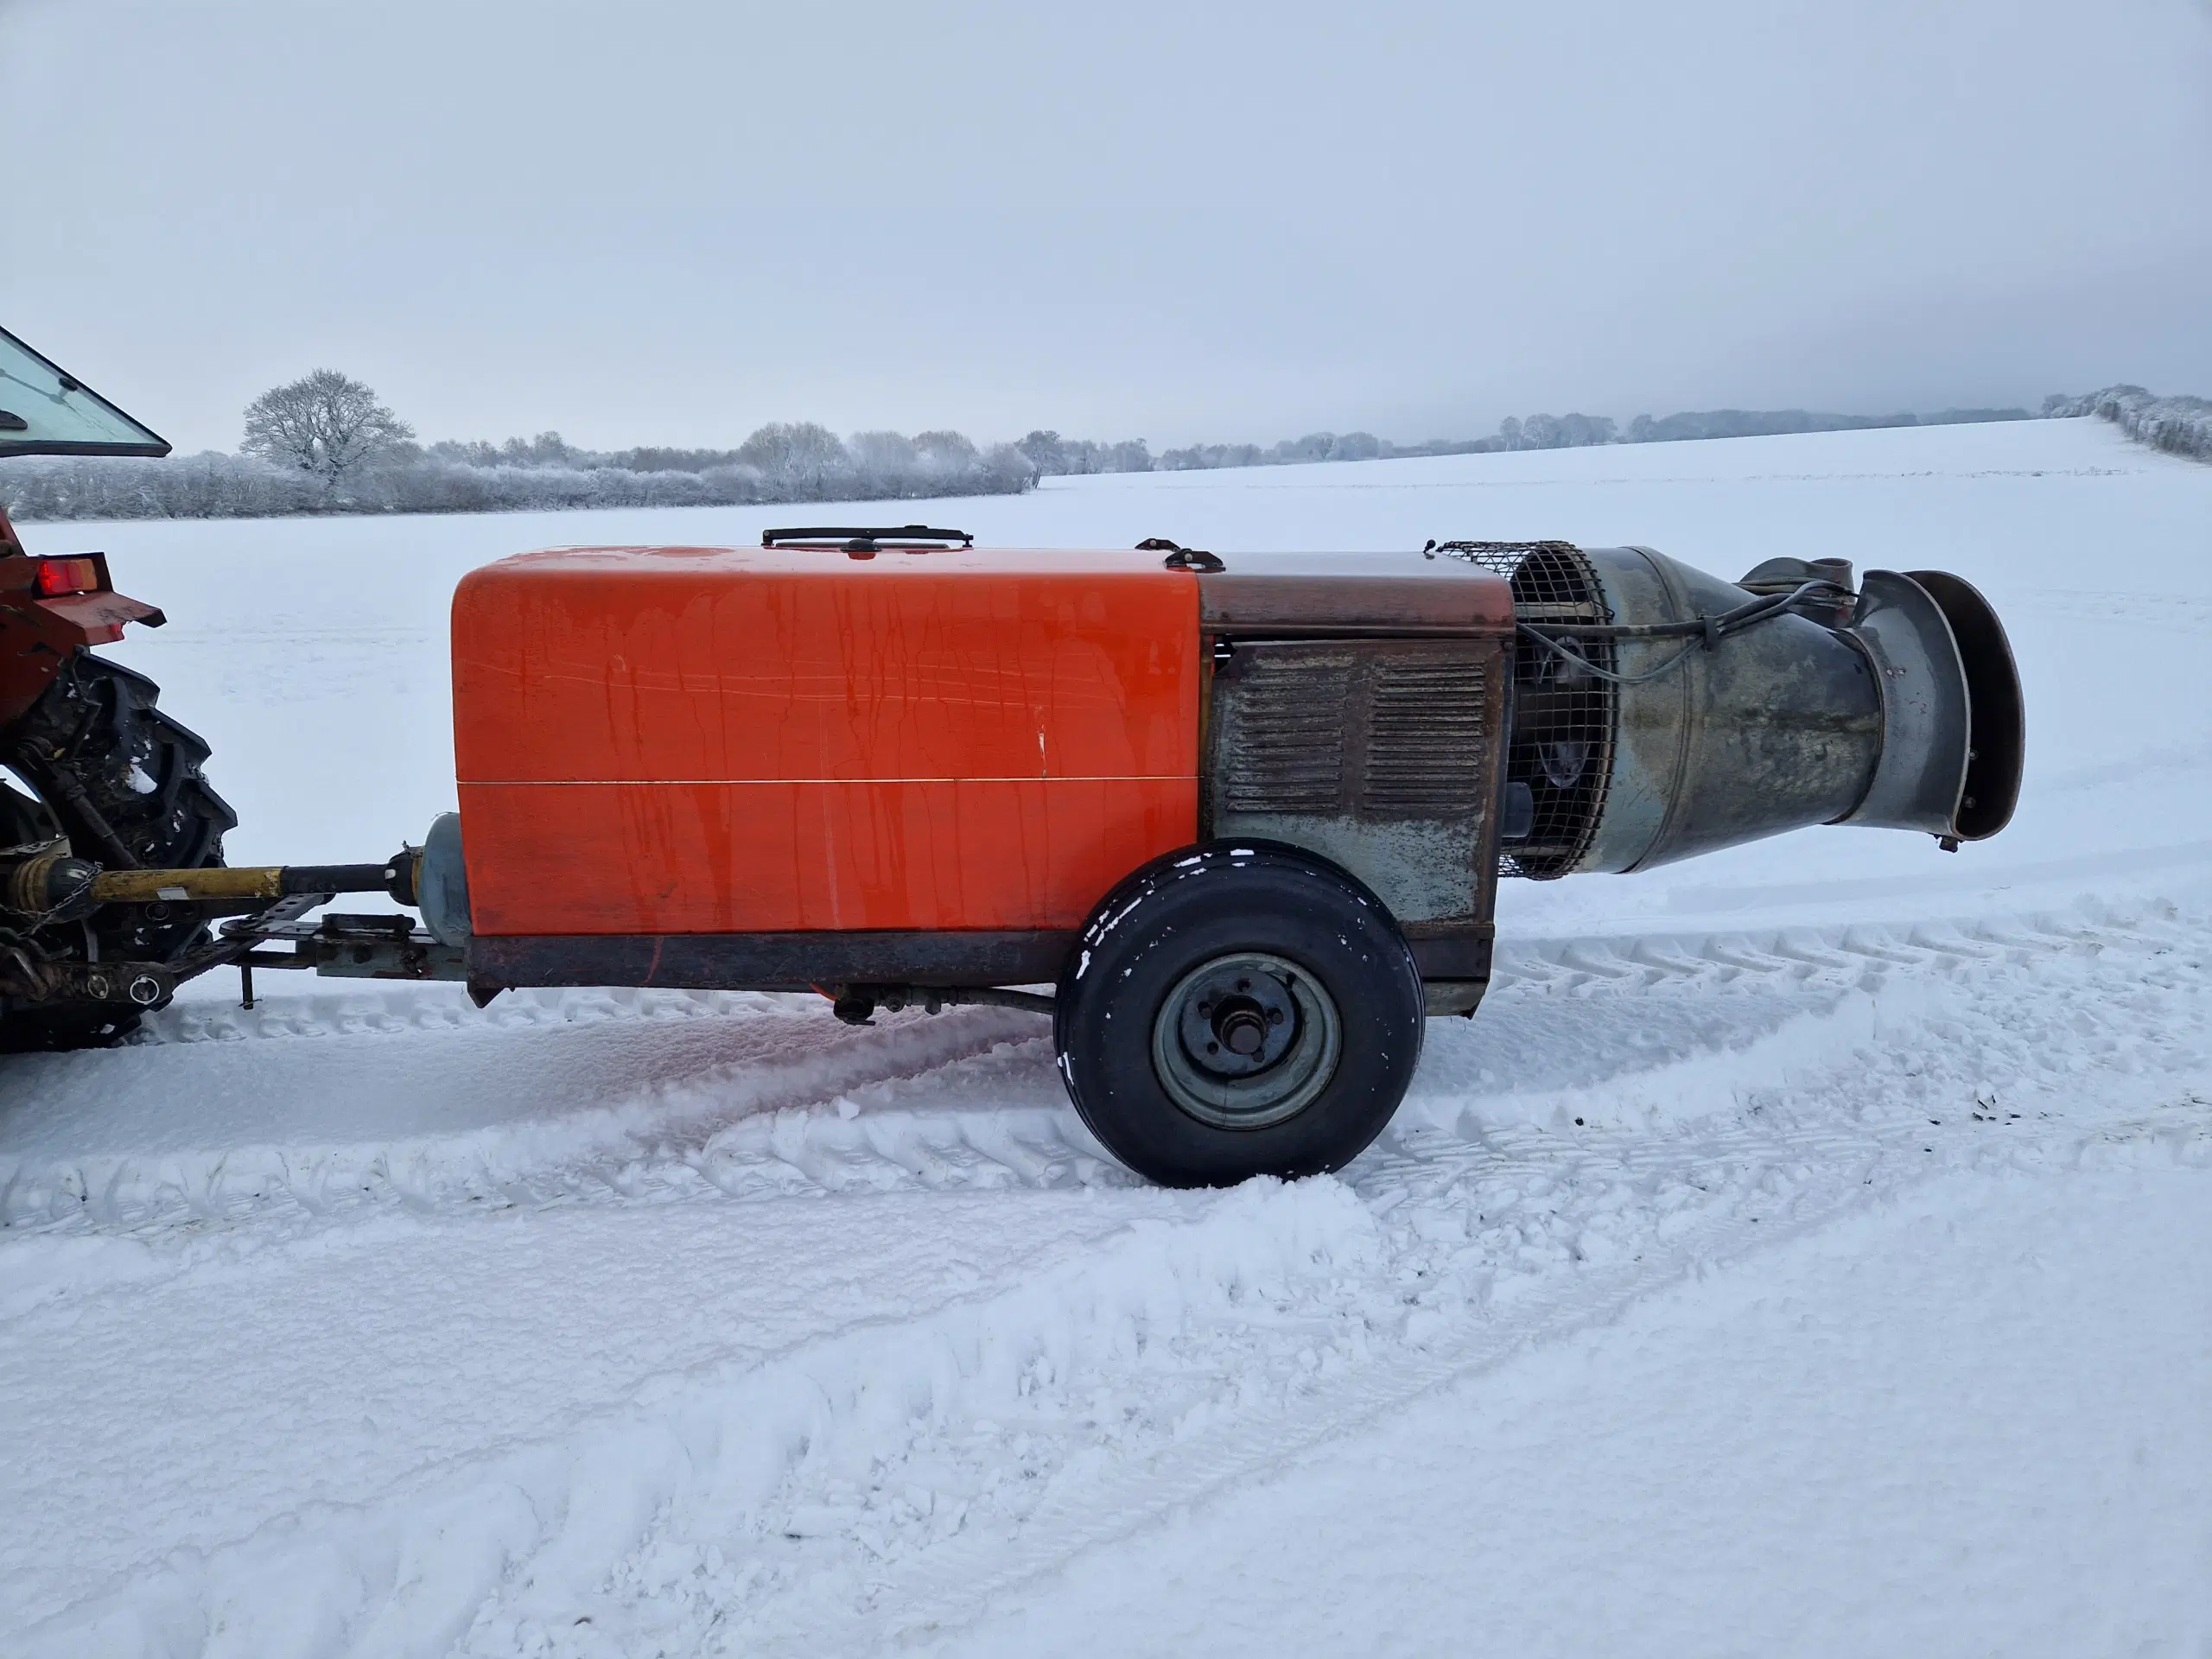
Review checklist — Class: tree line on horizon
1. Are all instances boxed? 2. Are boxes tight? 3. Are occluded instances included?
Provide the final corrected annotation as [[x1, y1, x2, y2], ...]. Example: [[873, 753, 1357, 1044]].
[[0, 372, 1036, 522], [1065, 404, 2036, 478], [0, 369, 2197, 524]]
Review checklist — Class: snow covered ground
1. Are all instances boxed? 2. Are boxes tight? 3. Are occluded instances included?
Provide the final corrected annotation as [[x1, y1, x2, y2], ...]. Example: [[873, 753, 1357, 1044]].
[[3, 417, 2209, 1656]]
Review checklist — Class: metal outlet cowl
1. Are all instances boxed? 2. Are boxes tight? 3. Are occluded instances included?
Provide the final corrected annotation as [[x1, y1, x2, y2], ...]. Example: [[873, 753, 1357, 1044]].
[[1557, 546, 2022, 874]]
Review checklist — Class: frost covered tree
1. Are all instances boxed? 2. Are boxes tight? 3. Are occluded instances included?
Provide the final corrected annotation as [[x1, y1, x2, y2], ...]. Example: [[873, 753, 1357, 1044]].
[[847, 430, 918, 474], [1056, 440, 1104, 475], [428, 438, 504, 467], [1018, 429, 1070, 475], [1274, 433, 1337, 463], [913, 430, 979, 473], [735, 422, 849, 493], [500, 431, 577, 467], [240, 370, 415, 491], [1498, 412, 1617, 450]]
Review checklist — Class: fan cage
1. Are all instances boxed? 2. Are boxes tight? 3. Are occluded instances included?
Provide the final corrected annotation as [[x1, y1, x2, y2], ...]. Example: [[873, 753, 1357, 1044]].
[[1433, 541, 1616, 879]]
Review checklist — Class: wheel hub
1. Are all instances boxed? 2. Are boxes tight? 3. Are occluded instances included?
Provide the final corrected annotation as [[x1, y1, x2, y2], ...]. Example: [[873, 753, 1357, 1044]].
[[1178, 965, 1298, 1078], [1152, 950, 1342, 1131], [1218, 1004, 1268, 1055]]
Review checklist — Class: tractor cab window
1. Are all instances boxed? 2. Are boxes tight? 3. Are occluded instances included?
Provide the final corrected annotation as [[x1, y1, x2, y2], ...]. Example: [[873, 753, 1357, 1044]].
[[0, 327, 170, 459]]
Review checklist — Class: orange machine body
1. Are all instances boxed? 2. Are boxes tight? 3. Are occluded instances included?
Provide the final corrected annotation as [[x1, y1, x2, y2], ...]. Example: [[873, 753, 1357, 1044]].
[[451, 544, 1202, 939]]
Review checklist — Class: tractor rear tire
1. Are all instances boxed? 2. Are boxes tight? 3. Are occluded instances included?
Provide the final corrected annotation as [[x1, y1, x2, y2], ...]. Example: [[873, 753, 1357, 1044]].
[[1053, 842, 1425, 1188], [1, 649, 237, 1051]]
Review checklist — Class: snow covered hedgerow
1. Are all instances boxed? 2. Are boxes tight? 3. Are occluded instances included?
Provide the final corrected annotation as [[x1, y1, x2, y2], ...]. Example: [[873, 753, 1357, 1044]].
[[2044, 386, 2212, 464], [0, 430, 1040, 523]]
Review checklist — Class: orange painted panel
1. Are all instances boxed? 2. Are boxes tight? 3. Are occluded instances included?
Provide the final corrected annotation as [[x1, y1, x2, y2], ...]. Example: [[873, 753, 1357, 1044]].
[[461, 778, 1198, 934], [451, 546, 1201, 935]]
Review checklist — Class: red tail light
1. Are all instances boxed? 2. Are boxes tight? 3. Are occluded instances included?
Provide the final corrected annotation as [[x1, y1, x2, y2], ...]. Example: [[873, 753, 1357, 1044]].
[[35, 557, 101, 597]]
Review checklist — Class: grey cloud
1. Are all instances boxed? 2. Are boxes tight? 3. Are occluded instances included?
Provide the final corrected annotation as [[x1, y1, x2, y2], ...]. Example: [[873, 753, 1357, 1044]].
[[3, 0, 2208, 454]]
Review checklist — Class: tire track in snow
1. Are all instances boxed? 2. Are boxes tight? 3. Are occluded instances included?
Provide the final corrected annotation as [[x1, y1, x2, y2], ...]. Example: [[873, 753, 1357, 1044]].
[[0, 1004, 1055, 1249], [14, 897, 2210, 1657], [131, 984, 802, 1046], [639, 915, 2212, 1657], [850, 1119, 2212, 1659], [0, 899, 2185, 1251], [35, 1108, 2212, 1659]]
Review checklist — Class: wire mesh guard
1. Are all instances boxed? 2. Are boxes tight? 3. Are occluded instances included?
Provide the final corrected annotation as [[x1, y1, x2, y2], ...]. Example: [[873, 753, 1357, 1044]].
[[1433, 542, 1615, 879]]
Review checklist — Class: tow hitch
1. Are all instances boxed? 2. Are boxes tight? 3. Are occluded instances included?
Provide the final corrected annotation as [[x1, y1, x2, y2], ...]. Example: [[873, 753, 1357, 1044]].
[[0, 846, 462, 1014]]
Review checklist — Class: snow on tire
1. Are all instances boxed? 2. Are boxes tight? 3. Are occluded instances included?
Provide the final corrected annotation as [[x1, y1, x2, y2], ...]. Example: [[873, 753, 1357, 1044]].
[[1054, 841, 1426, 1187]]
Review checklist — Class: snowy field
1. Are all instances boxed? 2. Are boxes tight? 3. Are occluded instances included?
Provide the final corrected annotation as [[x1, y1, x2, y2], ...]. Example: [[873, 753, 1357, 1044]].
[[3, 417, 2210, 1656]]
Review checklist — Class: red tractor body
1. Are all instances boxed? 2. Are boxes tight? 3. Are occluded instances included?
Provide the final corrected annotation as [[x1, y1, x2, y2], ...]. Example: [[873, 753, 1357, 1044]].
[[0, 523, 168, 727]]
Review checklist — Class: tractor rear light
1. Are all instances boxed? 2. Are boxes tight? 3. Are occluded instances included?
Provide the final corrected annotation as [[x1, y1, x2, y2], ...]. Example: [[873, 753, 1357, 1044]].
[[35, 557, 101, 597]]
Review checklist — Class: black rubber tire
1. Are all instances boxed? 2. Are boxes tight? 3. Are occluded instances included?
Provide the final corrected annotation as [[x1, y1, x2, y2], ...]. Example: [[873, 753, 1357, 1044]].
[[0, 775, 54, 850], [10, 649, 236, 878], [1, 649, 237, 1051], [1054, 841, 1425, 1187]]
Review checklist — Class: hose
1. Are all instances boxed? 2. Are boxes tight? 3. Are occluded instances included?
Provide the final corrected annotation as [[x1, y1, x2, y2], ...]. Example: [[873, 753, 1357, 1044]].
[[1516, 580, 1850, 687]]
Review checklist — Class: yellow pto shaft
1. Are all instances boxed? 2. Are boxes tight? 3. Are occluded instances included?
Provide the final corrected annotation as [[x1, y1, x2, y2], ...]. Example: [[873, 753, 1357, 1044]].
[[88, 860, 406, 905]]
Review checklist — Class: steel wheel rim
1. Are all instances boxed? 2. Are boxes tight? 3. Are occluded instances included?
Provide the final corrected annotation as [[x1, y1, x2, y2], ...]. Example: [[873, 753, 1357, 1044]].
[[1150, 950, 1342, 1131]]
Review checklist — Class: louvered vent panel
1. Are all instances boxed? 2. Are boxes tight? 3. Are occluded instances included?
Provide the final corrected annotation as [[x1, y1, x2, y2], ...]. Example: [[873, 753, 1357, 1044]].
[[1361, 658, 1486, 816], [1218, 658, 1351, 812]]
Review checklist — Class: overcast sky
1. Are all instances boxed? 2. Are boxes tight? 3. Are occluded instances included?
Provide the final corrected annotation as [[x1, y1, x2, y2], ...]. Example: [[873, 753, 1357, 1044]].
[[3, 0, 2209, 454]]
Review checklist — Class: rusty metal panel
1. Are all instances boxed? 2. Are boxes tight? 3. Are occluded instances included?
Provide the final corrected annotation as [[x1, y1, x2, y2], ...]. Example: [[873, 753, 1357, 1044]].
[[1195, 550, 1515, 635], [468, 928, 1077, 992], [1204, 637, 1507, 926], [1216, 652, 1351, 812], [465, 924, 1498, 998], [1362, 656, 1490, 814], [1200, 575, 1512, 634]]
